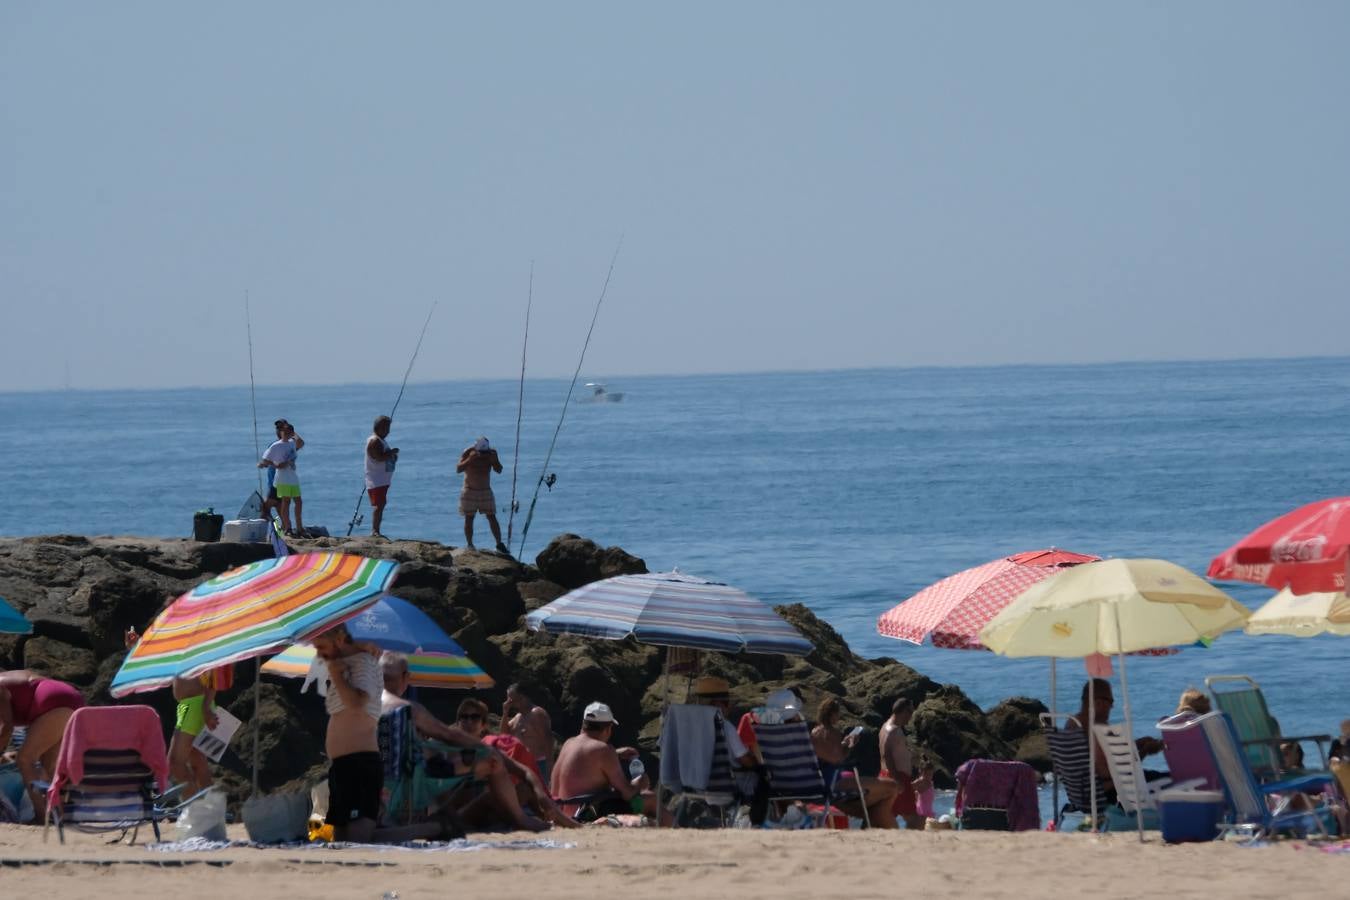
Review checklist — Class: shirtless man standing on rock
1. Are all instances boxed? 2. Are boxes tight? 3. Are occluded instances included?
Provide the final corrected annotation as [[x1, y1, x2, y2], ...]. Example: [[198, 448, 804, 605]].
[[550, 702, 661, 821], [456, 436, 509, 554], [502, 683, 554, 785]]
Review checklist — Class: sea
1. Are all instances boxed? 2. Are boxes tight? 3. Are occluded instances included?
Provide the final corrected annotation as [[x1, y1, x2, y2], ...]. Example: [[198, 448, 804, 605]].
[[3, 357, 1348, 748]]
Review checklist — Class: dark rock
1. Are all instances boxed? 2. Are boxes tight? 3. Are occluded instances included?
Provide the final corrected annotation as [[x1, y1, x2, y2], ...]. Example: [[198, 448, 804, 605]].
[[445, 569, 524, 636], [23, 636, 99, 686], [0, 532, 1039, 807], [534, 533, 646, 589]]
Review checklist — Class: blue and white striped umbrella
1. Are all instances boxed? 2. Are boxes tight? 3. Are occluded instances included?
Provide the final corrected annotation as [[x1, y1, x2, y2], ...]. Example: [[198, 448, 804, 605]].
[[1, 596, 31, 635], [524, 571, 813, 655]]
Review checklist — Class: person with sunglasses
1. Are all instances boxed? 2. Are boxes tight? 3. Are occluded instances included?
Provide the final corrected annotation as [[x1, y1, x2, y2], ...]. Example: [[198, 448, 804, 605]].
[[377, 652, 545, 832], [455, 698, 576, 829]]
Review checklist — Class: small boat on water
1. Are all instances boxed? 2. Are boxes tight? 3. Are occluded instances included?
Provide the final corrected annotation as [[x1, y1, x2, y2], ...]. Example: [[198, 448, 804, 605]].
[[577, 382, 624, 403]]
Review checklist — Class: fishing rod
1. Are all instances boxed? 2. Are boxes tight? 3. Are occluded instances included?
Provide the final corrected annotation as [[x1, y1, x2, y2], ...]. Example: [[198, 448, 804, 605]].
[[245, 290, 263, 496], [516, 237, 623, 558], [345, 301, 438, 536], [506, 262, 533, 548]]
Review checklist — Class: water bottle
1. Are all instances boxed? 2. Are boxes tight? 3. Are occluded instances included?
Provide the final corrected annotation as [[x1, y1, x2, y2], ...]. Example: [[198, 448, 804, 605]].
[[628, 758, 646, 780]]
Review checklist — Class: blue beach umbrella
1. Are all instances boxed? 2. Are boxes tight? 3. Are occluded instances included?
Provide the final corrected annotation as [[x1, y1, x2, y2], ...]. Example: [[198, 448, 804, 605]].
[[524, 571, 813, 656], [261, 595, 493, 689], [0, 596, 32, 635]]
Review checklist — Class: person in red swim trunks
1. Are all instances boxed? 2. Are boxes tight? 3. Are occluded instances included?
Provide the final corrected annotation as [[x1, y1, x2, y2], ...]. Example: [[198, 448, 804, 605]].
[[879, 697, 933, 830], [0, 670, 85, 820]]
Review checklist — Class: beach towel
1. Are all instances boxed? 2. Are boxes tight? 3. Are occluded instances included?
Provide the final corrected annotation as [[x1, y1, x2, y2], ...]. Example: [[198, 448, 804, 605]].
[[954, 759, 1040, 831], [46, 705, 170, 803], [660, 704, 718, 791]]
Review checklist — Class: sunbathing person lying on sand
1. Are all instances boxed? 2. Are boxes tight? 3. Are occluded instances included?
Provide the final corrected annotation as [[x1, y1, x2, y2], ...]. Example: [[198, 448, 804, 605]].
[[379, 653, 546, 832]]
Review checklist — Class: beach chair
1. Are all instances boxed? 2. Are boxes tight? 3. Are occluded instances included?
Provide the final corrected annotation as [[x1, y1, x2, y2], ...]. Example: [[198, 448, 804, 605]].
[[1041, 713, 1111, 829], [953, 759, 1040, 831], [658, 704, 739, 827], [1158, 713, 1221, 791], [1093, 723, 1202, 828], [377, 704, 476, 825], [1206, 675, 1332, 779], [41, 705, 186, 845], [752, 720, 829, 824], [1197, 711, 1341, 840]]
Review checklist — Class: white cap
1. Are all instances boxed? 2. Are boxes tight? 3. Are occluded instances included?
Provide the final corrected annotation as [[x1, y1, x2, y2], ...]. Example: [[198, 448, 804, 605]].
[[583, 701, 617, 725], [474, 436, 490, 451]]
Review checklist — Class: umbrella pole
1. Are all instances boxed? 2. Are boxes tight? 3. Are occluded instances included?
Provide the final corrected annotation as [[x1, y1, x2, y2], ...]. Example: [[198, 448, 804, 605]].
[[1050, 658, 1058, 828], [657, 647, 670, 829], [1114, 607, 1143, 842], [1088, 674, 1097, 831], [251, 657, 262, 795]]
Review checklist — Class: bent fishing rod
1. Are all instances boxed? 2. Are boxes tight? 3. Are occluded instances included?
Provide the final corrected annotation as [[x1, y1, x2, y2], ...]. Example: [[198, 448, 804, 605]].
[[344, 301, 438, 536], [516, 236, 623, 558], [506, 262, 533, 549]]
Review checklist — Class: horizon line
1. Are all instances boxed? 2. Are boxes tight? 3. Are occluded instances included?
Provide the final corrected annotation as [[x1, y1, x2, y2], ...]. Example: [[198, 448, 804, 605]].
[[4, 350, 1349, 397]]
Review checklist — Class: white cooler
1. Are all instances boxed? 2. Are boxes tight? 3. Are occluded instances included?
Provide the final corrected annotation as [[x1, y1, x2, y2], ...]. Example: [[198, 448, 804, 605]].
[[221, 518, 271, 543]]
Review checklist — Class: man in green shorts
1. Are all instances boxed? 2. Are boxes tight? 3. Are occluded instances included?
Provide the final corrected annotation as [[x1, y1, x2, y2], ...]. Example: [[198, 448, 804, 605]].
[[259, 419, 305, 535], [125, 626, 219, 795]]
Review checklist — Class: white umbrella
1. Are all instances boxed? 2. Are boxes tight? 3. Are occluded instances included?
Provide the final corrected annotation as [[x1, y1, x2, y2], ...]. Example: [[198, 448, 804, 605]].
[[980, 558, 1250, 837]]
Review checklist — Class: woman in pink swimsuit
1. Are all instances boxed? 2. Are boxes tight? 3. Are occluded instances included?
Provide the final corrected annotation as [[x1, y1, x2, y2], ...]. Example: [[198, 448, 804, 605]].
[[0, 670, 85, 820]]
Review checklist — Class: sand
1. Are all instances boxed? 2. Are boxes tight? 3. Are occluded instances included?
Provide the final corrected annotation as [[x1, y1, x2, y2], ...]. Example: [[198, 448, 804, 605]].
[[1, 823, 1345, 899]]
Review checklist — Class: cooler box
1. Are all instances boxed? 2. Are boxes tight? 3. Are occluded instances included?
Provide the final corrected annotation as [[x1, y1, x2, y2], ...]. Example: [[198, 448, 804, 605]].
[[221, 518, 271, 543], [1158, 789, 1224, 843]]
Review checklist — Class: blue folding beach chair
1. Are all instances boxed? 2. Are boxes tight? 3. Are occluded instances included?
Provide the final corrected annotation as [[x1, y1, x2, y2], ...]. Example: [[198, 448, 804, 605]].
[[1206, 675, 1332, 780], [1197, 711, 1342, 840], [659, 704, 740, 827]]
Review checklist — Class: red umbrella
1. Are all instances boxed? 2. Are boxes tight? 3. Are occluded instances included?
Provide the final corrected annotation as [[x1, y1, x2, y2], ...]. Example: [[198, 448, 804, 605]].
[[1208, 497, 1350, 594], [877, 549, 1099, 650]]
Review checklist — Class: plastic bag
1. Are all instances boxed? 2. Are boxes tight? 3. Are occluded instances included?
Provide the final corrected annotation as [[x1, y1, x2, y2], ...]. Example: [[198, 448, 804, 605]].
[[176, 789, 228, 842], [243, 790, 312, 844]]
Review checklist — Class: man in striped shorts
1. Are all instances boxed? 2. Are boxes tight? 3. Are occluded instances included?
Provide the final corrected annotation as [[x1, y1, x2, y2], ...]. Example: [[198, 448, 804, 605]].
[[456, 436, 509, 555]]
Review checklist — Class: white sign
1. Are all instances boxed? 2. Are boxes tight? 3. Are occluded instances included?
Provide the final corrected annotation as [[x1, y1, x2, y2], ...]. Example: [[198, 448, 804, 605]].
[[192, 707, 243, 763]]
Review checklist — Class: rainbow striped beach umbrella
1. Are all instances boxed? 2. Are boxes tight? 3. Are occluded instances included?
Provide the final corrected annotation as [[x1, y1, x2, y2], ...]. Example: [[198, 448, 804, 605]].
[[524, 570, 813, 655], [261, 595, 493, 689], [110, 552, 399, 698]]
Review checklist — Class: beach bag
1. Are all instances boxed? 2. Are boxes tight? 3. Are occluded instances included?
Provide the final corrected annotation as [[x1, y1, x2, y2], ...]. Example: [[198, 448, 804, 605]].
[[242, 790, 311, 844], [176, 789, 227, 841]]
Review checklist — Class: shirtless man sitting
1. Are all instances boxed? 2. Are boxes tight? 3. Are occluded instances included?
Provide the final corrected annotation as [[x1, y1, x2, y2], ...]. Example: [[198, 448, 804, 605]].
[[379, 653, 544, 832], [313, 624, 452, 843], [811, 697, 899, 828], [502, 683, 555, 784], [551, 702, 660, 821], [879, 697, 933, 830]]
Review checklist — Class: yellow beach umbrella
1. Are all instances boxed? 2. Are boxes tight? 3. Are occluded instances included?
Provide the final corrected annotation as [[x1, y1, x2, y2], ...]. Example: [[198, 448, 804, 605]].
[[979, 558, 1249, 838], [1245, 588, 1350, 637], [979, 558, 1249, 657]]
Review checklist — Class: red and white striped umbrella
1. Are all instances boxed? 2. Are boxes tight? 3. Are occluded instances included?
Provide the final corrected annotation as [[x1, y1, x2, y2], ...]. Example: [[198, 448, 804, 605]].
[[877, 549, 1099, 650]]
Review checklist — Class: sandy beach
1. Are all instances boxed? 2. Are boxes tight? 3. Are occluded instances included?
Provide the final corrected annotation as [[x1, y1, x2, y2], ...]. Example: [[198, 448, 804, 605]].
[[2, 823, 1345, 899]]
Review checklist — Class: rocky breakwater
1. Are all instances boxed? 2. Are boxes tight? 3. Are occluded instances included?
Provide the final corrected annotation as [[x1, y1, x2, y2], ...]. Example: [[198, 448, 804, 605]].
[[0, 532, 1049, 802]]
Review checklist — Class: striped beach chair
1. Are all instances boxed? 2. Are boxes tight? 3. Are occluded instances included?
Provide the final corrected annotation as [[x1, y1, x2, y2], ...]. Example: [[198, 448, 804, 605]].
[[1041, 713, 1111, 829], [659, 704, 739, 827], [42, 705, 178, 845]]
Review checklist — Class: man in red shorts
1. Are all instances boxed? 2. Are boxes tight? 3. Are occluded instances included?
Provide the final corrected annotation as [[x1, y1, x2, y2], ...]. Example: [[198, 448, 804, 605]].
[[879, 697, 933, 830], [364, 416, 399, 538]]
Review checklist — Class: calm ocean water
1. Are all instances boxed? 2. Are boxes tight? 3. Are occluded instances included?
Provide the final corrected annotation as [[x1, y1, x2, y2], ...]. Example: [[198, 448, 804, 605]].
[[3, 358, 1348, 742]]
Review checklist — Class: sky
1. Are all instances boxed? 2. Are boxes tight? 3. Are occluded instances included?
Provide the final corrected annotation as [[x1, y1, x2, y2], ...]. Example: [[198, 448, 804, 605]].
[[3, 2, 1348, 391]]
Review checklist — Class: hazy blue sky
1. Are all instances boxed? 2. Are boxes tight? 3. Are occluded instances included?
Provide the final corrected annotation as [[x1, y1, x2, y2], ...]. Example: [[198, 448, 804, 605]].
[[3, 2, 1348, 391]]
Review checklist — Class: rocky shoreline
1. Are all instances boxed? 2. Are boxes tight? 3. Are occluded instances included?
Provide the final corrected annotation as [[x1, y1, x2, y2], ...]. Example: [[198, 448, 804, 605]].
[[0, 532, 1050, 803]]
